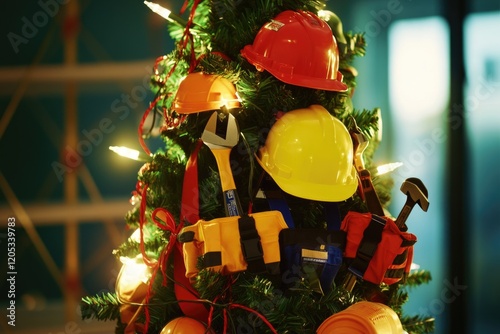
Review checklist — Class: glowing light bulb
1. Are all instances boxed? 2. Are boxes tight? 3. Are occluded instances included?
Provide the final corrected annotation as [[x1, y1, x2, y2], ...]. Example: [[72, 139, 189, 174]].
[[410, 262, 421, 271], [129, 228, 141, 243], [317, 10, 332, 21], [144, 1, 188, 26], [376, 162, 403, 176], [109, 146, 150, 161], [120, 255, 151, 284]]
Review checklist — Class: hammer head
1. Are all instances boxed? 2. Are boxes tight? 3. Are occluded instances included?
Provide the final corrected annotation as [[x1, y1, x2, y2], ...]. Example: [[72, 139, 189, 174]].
[[400, 177, 429, 212]]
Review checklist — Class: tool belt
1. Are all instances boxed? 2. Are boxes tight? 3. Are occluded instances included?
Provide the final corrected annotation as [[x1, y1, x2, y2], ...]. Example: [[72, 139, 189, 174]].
[[279, 228, 346, 294], [178, 211, 288, 278], [341, 211, 417, 285], [256, 175, 346, 294]]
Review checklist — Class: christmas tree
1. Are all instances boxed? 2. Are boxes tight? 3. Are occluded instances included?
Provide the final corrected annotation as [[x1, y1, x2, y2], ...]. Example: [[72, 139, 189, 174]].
[[81, 1, 434, 333]]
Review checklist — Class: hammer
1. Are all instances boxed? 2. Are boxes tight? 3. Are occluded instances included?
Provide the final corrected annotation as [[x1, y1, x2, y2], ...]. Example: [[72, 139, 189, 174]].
[[395, 177, 429, 230]]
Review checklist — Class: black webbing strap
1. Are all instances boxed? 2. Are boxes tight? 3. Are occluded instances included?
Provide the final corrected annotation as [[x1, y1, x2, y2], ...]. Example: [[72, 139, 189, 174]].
[[238, 215, 266, 273], [279, 228, 347, 250], [348, 214, 386, 278], [392, 249, 408, 265], [385, 267, 406, 279]]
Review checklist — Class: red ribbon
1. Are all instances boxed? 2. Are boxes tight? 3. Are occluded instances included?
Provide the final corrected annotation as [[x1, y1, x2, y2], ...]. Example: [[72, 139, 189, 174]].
[[139, 191, 190, 334], [180, 139, 203, 223], [175, 139, 210, 322], [137, 141, 208, 332], [151, 207, 184, 286]]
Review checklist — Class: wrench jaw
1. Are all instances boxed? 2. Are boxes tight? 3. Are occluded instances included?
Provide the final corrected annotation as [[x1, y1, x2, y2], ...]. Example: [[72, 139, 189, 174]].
[[201, 110, 243, 217], [352, 132, 369, 173]]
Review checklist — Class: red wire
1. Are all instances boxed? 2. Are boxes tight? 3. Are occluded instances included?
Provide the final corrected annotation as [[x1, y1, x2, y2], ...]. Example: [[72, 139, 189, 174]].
[[139, 184, 155, 267], [138, 96, 161, 156], [207, 296, 218, 329], [139, 0, 204, 154], [204, 276, 277, 334], [229, 304, 278, 334], [138, 183, 154, 334], [137, 4, 213, 332], [179, 0, 189, 14], [223, 308, 228, 333]]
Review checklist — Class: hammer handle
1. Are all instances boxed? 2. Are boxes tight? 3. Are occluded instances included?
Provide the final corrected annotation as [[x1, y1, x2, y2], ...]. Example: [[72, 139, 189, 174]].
[[395, 203, 412, 229], [359, 170, 385, 216]]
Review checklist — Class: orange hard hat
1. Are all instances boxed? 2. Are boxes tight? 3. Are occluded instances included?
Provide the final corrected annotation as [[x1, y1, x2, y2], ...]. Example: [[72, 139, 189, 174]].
[[172, 72, 241, 114]]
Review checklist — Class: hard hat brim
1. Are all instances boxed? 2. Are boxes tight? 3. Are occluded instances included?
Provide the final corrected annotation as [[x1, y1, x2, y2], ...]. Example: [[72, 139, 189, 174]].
[[241, 45, 348, 92], [256, 151, 358, 202]]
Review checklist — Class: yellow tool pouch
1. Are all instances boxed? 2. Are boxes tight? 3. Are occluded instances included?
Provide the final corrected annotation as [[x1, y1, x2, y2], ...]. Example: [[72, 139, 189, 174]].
[[178, 211, 288, 278]]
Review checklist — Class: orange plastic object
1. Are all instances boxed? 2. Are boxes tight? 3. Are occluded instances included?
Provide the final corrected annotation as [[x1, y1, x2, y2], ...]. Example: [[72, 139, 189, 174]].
[[180, 211, 288, 278], [160, 317, 211, 334], [241, 10, 347, 92], [317, 301, 404, 334], [172, 72, 241, 114]]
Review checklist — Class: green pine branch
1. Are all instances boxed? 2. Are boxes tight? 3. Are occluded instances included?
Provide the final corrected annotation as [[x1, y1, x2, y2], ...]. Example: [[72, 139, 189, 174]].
[[405, 270, 433, 288], [84, 1, 436, 332], [112, 233, 167, 260], [81, 292, 121, 322], [401, 315, 435, 333], [340, 32, 367, 64]]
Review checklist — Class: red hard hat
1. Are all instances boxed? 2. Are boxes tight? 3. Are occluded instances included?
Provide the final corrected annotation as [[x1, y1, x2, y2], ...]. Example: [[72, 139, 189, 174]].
[[241, 10, 347, 92]]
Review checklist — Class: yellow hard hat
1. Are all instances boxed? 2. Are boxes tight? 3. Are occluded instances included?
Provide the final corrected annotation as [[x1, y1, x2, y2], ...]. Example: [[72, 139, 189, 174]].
[[257, 105, 357, 202], [172, 72, 241, 114]]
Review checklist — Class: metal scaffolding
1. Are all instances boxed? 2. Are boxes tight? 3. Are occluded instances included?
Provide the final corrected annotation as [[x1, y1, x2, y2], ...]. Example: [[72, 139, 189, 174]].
[[0, 1, 151, 331]]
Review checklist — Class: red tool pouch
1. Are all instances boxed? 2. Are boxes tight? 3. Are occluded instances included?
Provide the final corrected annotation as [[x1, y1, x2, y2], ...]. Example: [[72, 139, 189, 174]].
[[341, 211, 417, 285]]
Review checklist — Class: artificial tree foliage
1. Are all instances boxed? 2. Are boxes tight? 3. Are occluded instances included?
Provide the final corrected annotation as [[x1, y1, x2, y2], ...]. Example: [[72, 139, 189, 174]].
[[81, 1, 434, 333]]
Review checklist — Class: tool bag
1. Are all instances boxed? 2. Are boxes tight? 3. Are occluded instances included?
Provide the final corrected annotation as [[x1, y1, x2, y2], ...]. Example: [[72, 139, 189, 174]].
[[341, 211, 417, 285], [178, 211, 288, 278]]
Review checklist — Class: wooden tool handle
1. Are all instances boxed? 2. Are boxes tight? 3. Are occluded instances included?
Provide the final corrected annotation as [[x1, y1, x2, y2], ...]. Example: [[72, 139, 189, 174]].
[[359, 170, 385, 216]]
